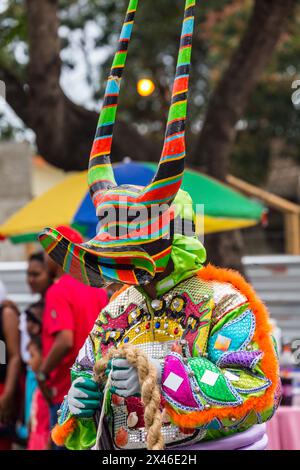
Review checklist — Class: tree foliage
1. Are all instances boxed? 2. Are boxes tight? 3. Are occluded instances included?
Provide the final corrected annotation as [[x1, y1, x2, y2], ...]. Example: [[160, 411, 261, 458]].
[[0, 0, 299, 183]]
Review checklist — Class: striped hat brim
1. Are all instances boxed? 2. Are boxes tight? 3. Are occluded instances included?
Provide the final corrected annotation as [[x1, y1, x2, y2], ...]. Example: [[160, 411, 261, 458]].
[[39, 227, 158, 287]]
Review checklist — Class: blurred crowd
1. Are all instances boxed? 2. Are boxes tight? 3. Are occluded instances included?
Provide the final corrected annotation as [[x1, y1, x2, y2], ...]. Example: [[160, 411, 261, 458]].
[[0, 226, 110, 450]]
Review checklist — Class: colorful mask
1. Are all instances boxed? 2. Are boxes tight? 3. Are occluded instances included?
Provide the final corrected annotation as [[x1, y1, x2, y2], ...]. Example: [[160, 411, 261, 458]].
[[39, 0, 199, 287]]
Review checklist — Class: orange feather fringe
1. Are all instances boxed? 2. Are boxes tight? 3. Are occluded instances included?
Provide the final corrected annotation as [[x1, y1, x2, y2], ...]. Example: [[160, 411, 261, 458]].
[[166, 264, 280, 428], [51, 417, 78, 447]]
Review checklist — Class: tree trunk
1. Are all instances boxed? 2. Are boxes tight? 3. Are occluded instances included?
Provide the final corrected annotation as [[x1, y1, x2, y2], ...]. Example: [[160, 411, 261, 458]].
[[1, 0, 159, 171], [26, 0, 66, 166], [193, 0, 296, 270]]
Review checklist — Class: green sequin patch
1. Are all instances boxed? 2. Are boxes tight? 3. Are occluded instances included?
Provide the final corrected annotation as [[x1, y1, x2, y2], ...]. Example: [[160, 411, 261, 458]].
[[189, 357, 242, 406]]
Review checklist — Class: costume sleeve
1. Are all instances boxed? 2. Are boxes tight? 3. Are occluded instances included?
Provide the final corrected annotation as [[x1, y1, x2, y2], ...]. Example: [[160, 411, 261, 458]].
[[161, 279, 281, 433], [51, 330, 100, 450]]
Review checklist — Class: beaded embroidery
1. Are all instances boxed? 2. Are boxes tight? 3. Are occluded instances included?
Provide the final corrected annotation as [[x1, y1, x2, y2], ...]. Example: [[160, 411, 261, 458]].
[[75, 336, 96, 371], [91, 276, 215, 356]]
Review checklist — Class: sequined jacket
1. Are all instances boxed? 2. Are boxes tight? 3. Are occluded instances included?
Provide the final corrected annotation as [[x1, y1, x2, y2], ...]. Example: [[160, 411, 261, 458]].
[[55, 265, 280, 450]]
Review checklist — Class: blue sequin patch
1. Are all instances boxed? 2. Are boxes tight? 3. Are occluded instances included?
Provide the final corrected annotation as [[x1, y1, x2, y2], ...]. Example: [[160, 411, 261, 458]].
[[208, 309, 256, 364]]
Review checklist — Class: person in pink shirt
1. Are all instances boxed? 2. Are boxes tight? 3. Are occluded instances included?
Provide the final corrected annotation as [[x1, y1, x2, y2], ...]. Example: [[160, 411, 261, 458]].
[[27, 336, 50, 450], [36, 226, 108, 449]]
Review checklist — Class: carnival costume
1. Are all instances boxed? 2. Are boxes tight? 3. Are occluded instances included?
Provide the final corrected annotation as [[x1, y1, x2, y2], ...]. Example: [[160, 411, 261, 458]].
[[39, 0, 280, 450]]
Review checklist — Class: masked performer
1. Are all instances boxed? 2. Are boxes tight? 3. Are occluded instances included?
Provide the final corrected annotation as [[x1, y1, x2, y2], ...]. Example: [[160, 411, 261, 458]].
[[39, 0, 280, 451]]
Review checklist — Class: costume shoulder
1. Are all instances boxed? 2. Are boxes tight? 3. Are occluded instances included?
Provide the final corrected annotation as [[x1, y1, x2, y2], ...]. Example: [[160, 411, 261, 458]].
[[197, 264, 272, 330], [164, 265, 281, 429], [95, 285, 144, 321]]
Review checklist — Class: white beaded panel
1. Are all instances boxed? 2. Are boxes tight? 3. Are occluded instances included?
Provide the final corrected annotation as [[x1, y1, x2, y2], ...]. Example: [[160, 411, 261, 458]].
[[211, 281, 247, 318], [111, 404, 207, 449], [131, 340, 176, 360], [103, 286, 145, 319], [165, 276, 213, 304]]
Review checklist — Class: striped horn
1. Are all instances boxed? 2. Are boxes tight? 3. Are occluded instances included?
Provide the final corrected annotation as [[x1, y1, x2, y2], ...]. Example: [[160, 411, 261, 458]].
[[88, 0, 139, 210], [139, 0, 196, 206]]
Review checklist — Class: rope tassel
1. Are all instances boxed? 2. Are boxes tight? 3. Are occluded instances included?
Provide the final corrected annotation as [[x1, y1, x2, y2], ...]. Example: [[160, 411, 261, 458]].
[[94, 344, 164, 450]]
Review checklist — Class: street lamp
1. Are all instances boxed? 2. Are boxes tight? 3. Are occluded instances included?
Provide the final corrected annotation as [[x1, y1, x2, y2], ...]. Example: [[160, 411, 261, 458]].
[[137, 78, 155, 97]]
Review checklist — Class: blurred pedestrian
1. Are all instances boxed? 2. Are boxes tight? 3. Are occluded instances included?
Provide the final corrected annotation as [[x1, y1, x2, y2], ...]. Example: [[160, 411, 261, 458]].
[[25, 301, 44, 339], [36, 226, 108, 449], [0, 283, 21, 450], [26, 336, 50, 450], [16, 253, 53, 444], [27, 252, 53, 299], [21, 251, 52, 363]]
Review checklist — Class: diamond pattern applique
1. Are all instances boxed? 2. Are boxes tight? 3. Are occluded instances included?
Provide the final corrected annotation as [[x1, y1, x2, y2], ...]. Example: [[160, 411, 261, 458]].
[[200, 370, 219, 386], [214, 334, 232, 351], [163, 372, 184, 392], [224, 370, 240, 382], [189, 356, 242, 406]]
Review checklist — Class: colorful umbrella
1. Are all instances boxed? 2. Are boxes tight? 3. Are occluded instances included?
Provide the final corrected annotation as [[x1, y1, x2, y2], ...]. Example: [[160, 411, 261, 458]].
[[0, 162, 265, 243]]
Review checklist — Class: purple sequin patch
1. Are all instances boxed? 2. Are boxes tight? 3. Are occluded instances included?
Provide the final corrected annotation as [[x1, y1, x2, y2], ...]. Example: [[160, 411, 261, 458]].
[[218, 350, 263, 369]]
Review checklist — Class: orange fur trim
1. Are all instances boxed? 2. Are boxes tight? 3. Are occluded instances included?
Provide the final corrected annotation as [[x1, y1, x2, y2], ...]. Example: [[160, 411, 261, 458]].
[[166, 264, 280, 428], [51, 417, 78, 446]]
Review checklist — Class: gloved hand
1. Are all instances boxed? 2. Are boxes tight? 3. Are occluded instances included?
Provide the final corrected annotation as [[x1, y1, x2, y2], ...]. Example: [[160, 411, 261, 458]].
[[107, 357, 162, 398], [68, 376, 102, 418]]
